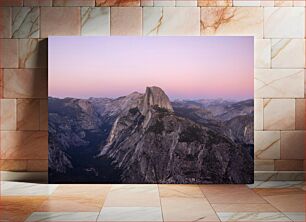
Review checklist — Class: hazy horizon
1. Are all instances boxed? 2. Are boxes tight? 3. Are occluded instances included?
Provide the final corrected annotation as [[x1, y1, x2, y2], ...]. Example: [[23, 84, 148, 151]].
[[49, 86, 253, 102], [49, 36, 253, 100]]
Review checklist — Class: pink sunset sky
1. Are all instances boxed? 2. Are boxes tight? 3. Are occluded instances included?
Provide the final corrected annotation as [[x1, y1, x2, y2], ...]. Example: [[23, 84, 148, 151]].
[[48, 36, 253, 100]]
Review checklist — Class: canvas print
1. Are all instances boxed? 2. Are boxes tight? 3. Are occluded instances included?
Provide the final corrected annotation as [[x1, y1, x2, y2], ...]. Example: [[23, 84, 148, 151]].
[[48, 36, 254, 184]]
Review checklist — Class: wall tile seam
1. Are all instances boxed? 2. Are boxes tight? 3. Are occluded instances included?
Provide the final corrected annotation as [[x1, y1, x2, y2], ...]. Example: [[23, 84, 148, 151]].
[[0, 2, 302, 8], [0, 3, 304, 172], [10, 5, 246, 8], [1, 7, 304, 38]]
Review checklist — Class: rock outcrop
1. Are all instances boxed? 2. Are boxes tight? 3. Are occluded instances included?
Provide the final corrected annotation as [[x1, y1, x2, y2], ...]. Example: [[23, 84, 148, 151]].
[[99, 87, 253, 184], [139, 86, 173, 115], [49, 86, 254, 183]]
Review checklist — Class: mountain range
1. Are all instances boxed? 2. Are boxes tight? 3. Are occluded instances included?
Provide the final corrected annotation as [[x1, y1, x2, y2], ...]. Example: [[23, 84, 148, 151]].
[[48, 86, 254, 183]]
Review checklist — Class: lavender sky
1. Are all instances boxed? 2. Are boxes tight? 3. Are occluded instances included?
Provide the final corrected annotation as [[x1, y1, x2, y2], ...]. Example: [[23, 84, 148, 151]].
[[49, 36, 253, 100]]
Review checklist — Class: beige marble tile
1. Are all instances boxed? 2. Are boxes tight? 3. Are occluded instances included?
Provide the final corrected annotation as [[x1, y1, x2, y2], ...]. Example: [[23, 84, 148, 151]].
[[27, 159, 48, 171], [1, 181, 58, 195], [212, 203, 278, 212], [17, 99, 40, 130], [255, 69, 304, 98], [38, 196, 104, 212], [0, 69, 3, 98], [272, 39, 305, 68], [255, 188, 304, 197], [3, 69, 47, 99], [154, 0, 175, 6], [264, 7, 305, 38], [254, 171, 304, 181], [217, 212, 291, 221], [257, 188, 305, 212], [255, 39, 271, 68], [159, 184, 204, 198], [255, 131, 280, 160], [200, 185, 266, 204], [111, 7, 142, 35], [249, 181, 304, 188], [293, 0, 305, 6], [96, 0, 140, 6], [0, 131, 48, 159], [280, 130, 304, 160], [0, 7, 11, 38], [103, 184, 160, 207], [0, 0, 23, 6], [176, 0, 197, 6], [81, 7, 110, 36], [233, 0, 260, 6], [161, 197, 219, 221], [0, 196, 47, 221], [263, 99, 295, 130], [23, 0, 52, 6], [255, 99, 263, 130], [12, 7, 39, 38], [0, 159, 27, 171], [0, 39, 18, 68], [295, 99, 305, 130], [261, 0, 274, 6], [40, 99, 48, 130], [254, 160, 274, 171], [53, 0, 95, 6], [141, 0, 153, 6], [198, 0, 232, 6], [275, 160, 304, 171], [26, 212, 99, 221], [98, 207, 162, 221], [274, 0, 293, 6], [19, 39, 47, 68], [284, 212, 305, 221], [143, 7, 200, 35], [305, 70, 306, 98], [200, 7, 263, 38], [53, 184, 111, 198], [41, 7, 80, 38], [0, 99, 16, 131]]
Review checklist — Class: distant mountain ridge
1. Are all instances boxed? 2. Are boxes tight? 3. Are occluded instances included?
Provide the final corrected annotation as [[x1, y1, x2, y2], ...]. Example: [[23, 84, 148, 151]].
[[48, 86, 254, 183]]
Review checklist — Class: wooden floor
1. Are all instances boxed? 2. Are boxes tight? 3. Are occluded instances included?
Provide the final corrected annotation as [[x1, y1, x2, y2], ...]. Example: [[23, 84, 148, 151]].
[[0, 181, 305, 221]]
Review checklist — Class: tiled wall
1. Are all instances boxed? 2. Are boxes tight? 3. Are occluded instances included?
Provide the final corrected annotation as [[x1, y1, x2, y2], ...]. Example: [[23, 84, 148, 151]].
[[0, 0, 305, 180]]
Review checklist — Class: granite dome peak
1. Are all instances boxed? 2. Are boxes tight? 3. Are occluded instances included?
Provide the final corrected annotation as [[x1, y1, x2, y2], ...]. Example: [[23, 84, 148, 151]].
[[140, 86, 173, 115]]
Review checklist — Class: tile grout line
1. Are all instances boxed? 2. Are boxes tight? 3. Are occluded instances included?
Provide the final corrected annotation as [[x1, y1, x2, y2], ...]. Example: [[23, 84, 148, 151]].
[[264, 199, 295, 221], [95, 184, 112, 221], [157, 184, 165, 222], [252, 189, 295, 221], [198, 185, 222, 222], [199, 184, 295, 221]]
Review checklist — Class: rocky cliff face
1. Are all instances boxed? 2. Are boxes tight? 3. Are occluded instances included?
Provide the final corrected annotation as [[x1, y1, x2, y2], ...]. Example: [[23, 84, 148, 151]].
[[172, 99, 254, 148], [224, 115, 254, 145], [99, 87, 253, 183], [49, 86, 253, 183]]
